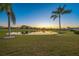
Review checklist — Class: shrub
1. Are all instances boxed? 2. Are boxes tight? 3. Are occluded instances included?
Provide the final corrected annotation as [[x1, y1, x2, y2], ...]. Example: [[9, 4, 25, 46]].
[[21, 31, 25, 34], [21, 31, 29, 34], [25, 31, 28, 34], [73, 30, 79, 34], [70, 29, 75, 32]]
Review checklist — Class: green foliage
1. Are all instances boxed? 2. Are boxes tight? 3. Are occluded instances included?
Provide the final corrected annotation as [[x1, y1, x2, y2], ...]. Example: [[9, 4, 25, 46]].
[[25, 31, 28, 34], [73, 30, 79, 34], [69, 29, 79, 35], [70, 29, 75, 32], [0, 3, 16, 24], [51, 5, 71, 20], [21, 31, 29, 34]]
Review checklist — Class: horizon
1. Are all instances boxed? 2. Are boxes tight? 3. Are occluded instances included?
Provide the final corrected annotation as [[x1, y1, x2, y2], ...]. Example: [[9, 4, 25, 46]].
[[0, 3, 79, 28], [0, 25, 79, 29]]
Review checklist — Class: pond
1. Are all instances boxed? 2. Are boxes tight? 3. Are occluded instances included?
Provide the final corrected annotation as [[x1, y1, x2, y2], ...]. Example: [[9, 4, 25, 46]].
[[6, 31, 58, 35]]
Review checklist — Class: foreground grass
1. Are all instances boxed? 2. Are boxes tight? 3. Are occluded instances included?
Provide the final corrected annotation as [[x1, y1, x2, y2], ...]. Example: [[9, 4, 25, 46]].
[[0, 31, 79, 56]]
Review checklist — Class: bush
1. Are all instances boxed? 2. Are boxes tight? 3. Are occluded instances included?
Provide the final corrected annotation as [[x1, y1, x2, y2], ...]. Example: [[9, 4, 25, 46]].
[[73, 30, 79, 34], [70, 29, 75, 32], [21, 31, 29, 34], [21, 31, 25, 34], [25, 31, 28, 34]]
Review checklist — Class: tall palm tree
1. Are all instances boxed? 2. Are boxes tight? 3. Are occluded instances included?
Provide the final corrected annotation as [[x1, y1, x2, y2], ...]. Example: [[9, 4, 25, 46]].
[[50, 5, 71, 33], [0, 3, 16, 36]]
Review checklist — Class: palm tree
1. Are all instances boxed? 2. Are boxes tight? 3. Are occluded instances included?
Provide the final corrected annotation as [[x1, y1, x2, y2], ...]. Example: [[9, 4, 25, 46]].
[[50, 5, 71, 33], [0, 3, 16, 36]]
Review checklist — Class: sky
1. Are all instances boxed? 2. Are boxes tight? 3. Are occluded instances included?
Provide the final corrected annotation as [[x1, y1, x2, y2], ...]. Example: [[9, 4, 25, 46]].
[[0, 3, 79, 28]]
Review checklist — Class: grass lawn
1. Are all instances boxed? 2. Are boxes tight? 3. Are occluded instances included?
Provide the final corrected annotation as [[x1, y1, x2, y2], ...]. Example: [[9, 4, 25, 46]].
[[0, 30, 79, 56]]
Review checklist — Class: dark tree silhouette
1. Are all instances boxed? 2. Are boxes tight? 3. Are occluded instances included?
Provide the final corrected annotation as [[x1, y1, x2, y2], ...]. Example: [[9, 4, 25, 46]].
[[0, 3, 16, 36], [50, 5, 71, 33]]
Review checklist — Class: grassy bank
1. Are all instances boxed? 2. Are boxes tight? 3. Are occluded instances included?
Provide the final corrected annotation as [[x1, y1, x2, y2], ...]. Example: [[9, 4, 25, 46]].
[[0, 31, 79, 55]]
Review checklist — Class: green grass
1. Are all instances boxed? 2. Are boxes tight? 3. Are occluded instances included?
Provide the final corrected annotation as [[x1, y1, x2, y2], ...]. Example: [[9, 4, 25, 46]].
[[0, 29, 7, 37], [0, 29, 79, 56]]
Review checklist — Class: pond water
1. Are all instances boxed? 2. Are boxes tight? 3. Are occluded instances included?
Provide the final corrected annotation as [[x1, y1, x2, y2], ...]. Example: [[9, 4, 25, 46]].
[[6, 31, 58, 35]]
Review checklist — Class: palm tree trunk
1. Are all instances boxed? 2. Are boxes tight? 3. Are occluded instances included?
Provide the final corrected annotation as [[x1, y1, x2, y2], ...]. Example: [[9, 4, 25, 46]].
[[7, 12, 11, 36], [59, 14, 61, 33]]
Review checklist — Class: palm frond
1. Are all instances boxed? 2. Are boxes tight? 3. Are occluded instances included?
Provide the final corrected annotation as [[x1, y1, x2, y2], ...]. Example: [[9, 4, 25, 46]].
[[58, 5, 61, 11], [50, 15, 58, 21], [0, 7, 4, 12], [60, 4, 66, 12], [62, 4, 66, 9], [10, 8, 16, 24], [52, 11, 60, 14], [62, 10, 72, 14], [0, 4, 4, 12]]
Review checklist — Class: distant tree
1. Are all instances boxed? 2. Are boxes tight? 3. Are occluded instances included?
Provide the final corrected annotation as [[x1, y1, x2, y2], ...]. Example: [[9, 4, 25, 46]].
[[21, 25, 26, 29]]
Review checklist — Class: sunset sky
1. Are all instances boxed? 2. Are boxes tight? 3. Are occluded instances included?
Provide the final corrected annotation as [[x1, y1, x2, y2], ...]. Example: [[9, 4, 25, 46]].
[[0, 3, 79, 28]]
